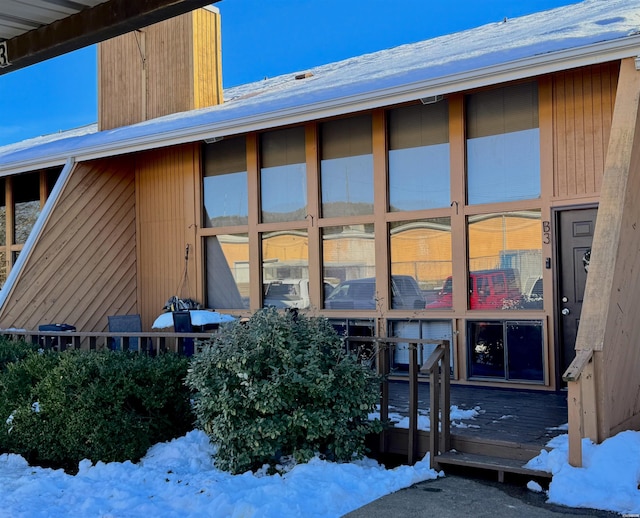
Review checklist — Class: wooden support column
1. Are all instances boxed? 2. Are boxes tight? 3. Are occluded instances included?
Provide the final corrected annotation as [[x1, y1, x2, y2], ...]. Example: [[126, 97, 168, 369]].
[[569, 57, 640, 452]]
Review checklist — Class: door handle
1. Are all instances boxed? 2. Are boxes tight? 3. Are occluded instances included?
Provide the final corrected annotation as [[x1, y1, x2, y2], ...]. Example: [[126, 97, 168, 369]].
[[562, 308, 570, 316]]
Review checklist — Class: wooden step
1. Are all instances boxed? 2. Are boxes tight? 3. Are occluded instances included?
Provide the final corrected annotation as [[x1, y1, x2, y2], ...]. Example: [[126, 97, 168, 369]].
[[434, 450, 552, 482]]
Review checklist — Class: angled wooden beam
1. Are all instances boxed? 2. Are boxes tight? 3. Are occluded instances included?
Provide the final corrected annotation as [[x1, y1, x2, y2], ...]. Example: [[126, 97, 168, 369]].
[[0, 0, 219, 76]]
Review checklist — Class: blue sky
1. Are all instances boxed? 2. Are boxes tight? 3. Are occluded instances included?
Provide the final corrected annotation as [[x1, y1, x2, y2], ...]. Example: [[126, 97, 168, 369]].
[[0, 0, 578, 147]]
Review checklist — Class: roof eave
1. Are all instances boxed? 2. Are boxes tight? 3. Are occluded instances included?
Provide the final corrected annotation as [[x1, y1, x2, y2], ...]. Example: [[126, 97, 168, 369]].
[[3, 34, 640, 176]]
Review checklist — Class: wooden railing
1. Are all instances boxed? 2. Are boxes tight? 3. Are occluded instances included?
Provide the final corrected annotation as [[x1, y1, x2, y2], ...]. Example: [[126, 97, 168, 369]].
[[420, 340, 451, 469], [562, 348, 596, 467], [354, 336, 452, 468], [0, 329, 217, 355]]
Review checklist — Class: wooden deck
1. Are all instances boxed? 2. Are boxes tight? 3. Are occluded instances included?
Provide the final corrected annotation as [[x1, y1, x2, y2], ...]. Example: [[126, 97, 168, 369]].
[[375, 379, 568, 478]]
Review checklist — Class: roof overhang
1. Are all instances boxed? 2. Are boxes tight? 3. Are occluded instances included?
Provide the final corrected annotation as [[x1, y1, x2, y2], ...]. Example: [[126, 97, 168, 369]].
[[0, 0, 218, 76], [3, 33, 640, 176]]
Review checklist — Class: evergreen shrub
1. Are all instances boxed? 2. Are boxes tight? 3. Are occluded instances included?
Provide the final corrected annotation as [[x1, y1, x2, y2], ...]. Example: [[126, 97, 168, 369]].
[[186, 307, 382, 474], [0, 347, 193, 472]]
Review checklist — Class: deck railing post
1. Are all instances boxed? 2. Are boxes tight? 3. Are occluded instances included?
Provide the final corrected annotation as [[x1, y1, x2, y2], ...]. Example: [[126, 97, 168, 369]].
[[441, 340, 451, 452], [429, 353, 441, 469], [376, 338, 389, 454], [408, 341, 418, 465]]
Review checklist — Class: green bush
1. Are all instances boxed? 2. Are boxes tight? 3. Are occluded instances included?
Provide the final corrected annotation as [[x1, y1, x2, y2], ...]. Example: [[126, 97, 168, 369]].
[[0, 347, 194, 472], [0, 336, 40, 372], [186, 307, 382, 474]]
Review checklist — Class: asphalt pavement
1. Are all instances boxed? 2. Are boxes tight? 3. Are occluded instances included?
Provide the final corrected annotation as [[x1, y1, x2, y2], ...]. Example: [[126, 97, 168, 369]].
[[344, 472, 619, 518]]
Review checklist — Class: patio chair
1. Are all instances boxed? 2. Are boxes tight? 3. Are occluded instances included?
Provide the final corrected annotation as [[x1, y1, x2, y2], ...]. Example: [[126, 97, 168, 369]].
[[172, 310, 194, 356], [107, 314, 144, 352]]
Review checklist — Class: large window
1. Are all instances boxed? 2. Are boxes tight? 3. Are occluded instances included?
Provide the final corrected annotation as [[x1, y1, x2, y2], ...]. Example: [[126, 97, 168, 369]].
[[323, 224, 375, 309], [203, 137, 248, 227], [389, 218, 452, 310], [260, 127, 307, 223], [388, 101, 450, 211], [466, 82, 540, 205], [205, 234, 250, 309], [262, 230, 310, 309], [320, 115, 373, 218], [467, 211, 543, 310]]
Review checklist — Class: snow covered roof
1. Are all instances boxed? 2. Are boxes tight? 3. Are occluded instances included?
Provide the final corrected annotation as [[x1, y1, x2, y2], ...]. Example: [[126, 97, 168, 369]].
[[1, 0, 640, 175]]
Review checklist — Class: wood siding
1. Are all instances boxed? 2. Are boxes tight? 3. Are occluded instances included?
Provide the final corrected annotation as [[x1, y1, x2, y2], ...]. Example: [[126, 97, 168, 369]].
[[98, 32, 145, 130], [98, 8, 222, 131], [0, 158, 137, 331], [136, 144, 200, 330], [552, 63, 619, 200]]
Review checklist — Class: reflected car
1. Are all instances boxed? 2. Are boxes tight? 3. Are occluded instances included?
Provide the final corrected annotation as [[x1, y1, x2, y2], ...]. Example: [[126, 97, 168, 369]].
[[325, 275, 425, 310], [427, 269, 522, 310], [263, 279, 335, 309]]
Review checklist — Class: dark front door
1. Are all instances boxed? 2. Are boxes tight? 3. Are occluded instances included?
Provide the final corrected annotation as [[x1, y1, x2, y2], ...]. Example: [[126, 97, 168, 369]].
[[557, 208, 597, 376]]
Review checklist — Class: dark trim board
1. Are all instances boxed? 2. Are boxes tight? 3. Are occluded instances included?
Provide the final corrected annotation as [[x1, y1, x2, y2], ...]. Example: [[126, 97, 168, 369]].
[[1, 0, 220, 75]]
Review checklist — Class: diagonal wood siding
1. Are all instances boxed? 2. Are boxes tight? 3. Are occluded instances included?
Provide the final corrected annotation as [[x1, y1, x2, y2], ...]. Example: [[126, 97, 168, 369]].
[[0, 157, 137, 331], [553, 63, 619, 199], [136, 144, 200, 330]]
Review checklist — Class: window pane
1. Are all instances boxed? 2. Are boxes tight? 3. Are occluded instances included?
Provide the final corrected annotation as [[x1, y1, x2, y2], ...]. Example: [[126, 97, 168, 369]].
[[506, 320, 543, 382], [14, 172, 41, 245], [323, 224, 375, 309], [390, 320, 453, 374], [388, 101, 450, 211], [262, 229, 309, 308], [321, 115, 373, 217], [466, 82, 540, 204], [261, 127, 307, 223], [203, 137, 248, 227], [390, 218, 452, 310], [467, 211, 543, 310], [205, 234, 249, 309], [468, 321, 505, 378], [329, 318, 376, 364]]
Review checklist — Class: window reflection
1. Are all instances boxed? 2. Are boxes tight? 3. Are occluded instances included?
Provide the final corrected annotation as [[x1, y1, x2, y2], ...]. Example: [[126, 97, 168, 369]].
[[262, 230, 310, 309], [260, 127, 307, 223], [390, 218, 452, 310], [206, 234, 250, 309], [467, 211, 543, 310], [466, 82, 540, 204], [388, 101, 450, 211], [203, 137, 248, 227], [320, 115, 373, 218], [323, 225, 375, 309]]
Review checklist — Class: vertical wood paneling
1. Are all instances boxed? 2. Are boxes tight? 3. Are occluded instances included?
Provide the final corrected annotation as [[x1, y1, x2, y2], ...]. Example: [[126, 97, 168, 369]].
[[145, 15, 192, 120], [98, 8, 222, 131], [136, 144, 200, 329], [0, 158, 137, 331], [553, 63, 619, 199], [193, 8, 223, 107], [98, 33, 144, 130]]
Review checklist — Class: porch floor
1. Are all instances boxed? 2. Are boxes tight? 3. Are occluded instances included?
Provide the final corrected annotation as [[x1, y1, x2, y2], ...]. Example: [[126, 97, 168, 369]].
[[386, 380, 568, 451]]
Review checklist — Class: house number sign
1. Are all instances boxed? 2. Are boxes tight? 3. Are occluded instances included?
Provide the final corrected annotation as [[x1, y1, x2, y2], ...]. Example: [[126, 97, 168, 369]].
[[0, 41, 9, 68], [542, 220, 551, 244]]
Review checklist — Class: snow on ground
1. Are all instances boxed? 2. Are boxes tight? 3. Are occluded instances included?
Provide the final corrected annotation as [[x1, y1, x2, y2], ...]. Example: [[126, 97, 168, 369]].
[[0, 430, 440, 518], [1, 424, 640, 516], [526, 430, 640, 515]]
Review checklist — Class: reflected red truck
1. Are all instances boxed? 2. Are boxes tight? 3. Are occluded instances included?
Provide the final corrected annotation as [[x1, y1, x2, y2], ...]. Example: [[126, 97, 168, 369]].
[[426, 269, 522, 310]]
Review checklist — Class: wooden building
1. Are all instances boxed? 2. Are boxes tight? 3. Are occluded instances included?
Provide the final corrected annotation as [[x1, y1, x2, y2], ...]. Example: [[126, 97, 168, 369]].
[[0, 1, 639, 461]]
